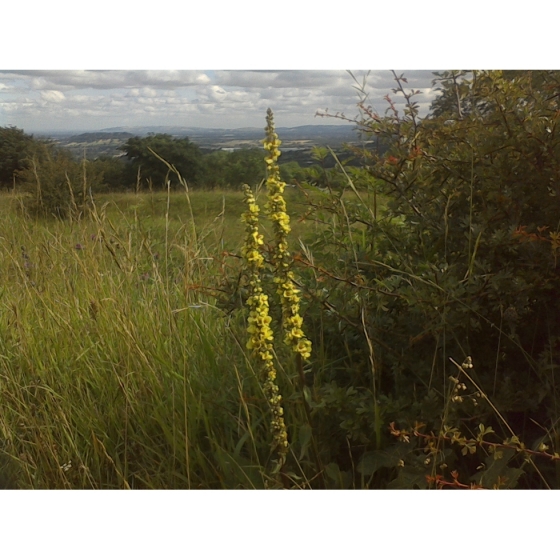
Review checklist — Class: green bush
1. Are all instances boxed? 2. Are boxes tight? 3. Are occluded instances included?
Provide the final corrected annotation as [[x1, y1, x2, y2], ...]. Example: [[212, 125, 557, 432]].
[[295, 71, 560, 488], [18, 143, 102, 219], [0, 126, 36, 189], [88, 155, 127, 192], [203, 148, 266, 189]]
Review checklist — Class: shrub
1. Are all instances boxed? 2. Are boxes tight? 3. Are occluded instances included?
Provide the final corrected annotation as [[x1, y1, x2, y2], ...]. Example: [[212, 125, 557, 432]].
[[295, 71, 560, 488], [0, 126, 36, 189], [88, 155, 127, 192], [18, 143, 102, 219]]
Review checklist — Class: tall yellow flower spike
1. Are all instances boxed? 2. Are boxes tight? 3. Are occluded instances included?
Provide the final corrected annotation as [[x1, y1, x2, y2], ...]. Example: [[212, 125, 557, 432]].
[[264, 109, 312, 360], [241, 184, 289, 461]]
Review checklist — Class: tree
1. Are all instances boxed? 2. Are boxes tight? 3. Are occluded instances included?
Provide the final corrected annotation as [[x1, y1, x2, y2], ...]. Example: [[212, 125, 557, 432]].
[[0, 126, 36, 189], [121, 134, 205, 189], [88, 155, 127, 192], [203, 148, 266, 189], [279, 161, 306, 185]]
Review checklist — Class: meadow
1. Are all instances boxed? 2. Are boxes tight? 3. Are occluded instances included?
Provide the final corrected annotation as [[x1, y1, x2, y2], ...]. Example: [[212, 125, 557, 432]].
[[1, 175, 558, 489], [0, 187, 354, 489]]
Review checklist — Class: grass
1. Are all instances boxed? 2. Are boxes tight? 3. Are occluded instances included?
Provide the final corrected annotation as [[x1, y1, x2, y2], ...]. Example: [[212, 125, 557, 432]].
[[1, 182, 382, 489], [94, 187, 317, 248], [0, 184, 389, 489], [0, 189, 297, 488], [2, 179, 556, 489]]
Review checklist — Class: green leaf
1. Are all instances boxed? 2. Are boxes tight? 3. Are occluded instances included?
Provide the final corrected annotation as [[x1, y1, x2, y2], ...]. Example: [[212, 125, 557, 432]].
[[387, 466, 429, 489], [471, 447, 522, 488], [298, 423, 313, 461], [324, 462, 341, 481], [357, 442, 412, 476], [498, 468, 525, 489]]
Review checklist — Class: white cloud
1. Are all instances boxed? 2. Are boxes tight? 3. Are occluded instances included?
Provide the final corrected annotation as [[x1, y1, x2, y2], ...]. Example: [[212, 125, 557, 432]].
[[0, 69, 439, 131], [207, 85, 227, 101], [40, 90, 65, 103], [213, 70, 351, 90], [8, 70, 211, 91]]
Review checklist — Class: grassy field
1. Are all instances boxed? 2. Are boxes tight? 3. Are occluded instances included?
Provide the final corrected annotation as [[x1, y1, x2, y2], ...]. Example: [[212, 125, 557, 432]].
[[2, 179, 558, 489], [0, 187, 338, 488]]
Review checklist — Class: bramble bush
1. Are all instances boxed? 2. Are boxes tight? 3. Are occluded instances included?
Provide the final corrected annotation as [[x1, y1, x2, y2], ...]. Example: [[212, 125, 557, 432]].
[[287, 71, 560, 488]]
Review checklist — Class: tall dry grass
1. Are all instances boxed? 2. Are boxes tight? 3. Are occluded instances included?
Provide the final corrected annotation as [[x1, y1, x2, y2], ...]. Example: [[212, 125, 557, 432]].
[[0, 189, 309, 488]]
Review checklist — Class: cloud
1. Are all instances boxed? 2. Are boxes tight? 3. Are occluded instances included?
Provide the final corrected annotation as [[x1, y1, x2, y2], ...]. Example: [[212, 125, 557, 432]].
[[206, 85, 228, 102], [0, 69, 439, 131], [40, 90, 65, 103], [6, 70, 211, 91], [213, 70, 351, 90]]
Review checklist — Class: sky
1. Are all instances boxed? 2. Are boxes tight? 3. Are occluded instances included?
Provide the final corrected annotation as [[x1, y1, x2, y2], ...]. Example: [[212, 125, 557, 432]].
[[0, 69, 439, 133]]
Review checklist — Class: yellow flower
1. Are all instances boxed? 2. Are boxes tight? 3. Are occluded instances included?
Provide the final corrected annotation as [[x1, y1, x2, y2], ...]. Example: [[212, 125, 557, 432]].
[[262, 110, 313, 362], [241, 182, 289, 463]]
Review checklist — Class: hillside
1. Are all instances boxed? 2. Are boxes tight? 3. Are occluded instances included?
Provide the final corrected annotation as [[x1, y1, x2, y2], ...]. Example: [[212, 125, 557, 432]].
[[49, 125, 360, 160]]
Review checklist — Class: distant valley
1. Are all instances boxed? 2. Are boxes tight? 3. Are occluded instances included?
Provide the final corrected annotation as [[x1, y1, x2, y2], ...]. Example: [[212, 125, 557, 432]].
[[42, 125, 363, 164]]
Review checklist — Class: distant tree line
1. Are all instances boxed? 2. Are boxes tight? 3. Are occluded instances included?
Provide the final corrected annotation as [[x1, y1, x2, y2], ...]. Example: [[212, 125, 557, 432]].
[[106, 134, 333, 190], [0, 126, 374, 218], [0, 129, 329, 194]]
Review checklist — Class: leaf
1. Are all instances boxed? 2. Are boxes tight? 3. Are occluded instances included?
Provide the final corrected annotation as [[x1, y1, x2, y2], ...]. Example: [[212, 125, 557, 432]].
[[496, 468, 525, 489], [357, 442, 412, 476], [471, 447, 520, 488], [324, 462, 341, 481], [233, 429, 252, 457], [387, 465, 429, 489], [298, 423, 313, 461]]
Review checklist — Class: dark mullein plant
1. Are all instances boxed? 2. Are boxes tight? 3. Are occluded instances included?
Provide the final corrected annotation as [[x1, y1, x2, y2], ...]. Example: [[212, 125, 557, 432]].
[[239, 110, 314, 477], [241, 184, 289, 469], [263, 109, 312, 361]]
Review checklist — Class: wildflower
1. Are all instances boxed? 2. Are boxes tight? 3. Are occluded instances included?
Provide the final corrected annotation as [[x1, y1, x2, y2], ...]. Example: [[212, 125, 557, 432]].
[[263, 108, 312, 362], [241, 184, 289, 460]]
